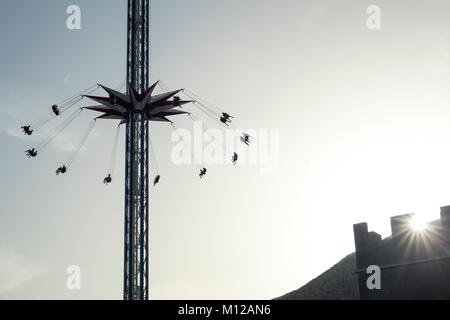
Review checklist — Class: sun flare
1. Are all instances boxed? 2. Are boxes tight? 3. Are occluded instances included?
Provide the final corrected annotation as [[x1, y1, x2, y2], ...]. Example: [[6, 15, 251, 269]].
[[410, 216, 427, 231]]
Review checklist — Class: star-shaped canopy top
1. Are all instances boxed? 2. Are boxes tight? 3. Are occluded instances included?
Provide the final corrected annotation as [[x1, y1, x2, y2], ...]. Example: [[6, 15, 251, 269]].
[[83, 81, 191, 123]]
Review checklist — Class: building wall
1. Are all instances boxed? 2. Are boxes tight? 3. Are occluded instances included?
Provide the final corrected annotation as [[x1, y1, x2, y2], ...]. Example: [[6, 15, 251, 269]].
[[353, 206, 450, 300]]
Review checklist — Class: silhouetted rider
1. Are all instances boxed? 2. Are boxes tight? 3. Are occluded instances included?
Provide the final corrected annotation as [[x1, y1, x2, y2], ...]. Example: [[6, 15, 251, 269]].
[[232, 152, 238, 165], [220, 116, 231, 126], [173, 96, 181, 107], [52, 105, 60, 116], [56, 165, 67, 175], [242, 133, 252, 146], [199, 168, 207, 179], [22, 125, 33, 136], [104, 174, 112, 185], [25, 148, 37, 158]]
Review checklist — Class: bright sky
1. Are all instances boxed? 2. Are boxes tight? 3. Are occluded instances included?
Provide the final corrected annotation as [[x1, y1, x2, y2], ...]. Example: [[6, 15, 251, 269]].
[[0, 0, 449, 299]]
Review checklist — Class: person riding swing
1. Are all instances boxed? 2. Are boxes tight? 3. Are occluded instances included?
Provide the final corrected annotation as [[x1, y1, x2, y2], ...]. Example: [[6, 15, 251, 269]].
[[199, 168, 207, 179], [241, 133, 253, 146], [232, 152, 238, 165], [173, 96, 181, 107], [222, 112, 233, 122], [21, 125, 33, 136], [56, 165, 67, 175], [25, 148, 37, 158], [153, 175, 161, 186], [220, 116, 231, 126], [52, 105, 60, 116], [103, 174, 112, 185]]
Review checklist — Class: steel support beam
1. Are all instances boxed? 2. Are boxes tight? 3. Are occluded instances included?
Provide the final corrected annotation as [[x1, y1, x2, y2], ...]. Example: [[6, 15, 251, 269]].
[[124, 0, 149, 300]]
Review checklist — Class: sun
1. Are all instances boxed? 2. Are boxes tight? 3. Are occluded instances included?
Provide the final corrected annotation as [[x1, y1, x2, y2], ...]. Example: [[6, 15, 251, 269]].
[[410, 215, 427, 231]]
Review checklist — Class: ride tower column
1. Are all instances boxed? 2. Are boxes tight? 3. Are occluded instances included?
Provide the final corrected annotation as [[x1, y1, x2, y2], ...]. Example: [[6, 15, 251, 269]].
[[124, 0, 150, 300]]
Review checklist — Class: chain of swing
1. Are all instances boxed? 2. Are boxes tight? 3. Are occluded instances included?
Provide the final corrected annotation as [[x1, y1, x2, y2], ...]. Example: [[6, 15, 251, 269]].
[[23, 79, 252, 184], [23, 81, 126, 178], [159, 81, 253, 178]]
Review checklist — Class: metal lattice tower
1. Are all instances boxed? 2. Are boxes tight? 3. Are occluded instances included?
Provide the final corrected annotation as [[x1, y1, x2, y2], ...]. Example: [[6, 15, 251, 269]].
[[23, 0, 237, 302], [124, 0, 150, 300], [51, 0, 190, 300]]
